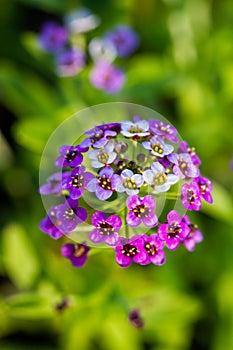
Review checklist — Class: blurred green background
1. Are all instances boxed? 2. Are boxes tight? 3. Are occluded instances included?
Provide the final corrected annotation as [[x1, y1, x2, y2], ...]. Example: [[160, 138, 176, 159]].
[[0, 0, 233, 349]]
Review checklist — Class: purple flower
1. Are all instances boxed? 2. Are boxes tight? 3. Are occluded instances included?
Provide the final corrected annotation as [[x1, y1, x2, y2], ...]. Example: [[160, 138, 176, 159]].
[[140, 234, 166, 265], [80, 126, 117, 149], [86, 166, 121, 200], [181, 182, 202, 211], [168, 153, 200, 179], [120, 118, 150, 138], [88, 142, 117, 168], [56, 198, 87, 233], [39, 206, 63, 239], [39, 171, 70, 195], [115, 236, 147, 267], [182, 216, 203, 252], [179, 141, 201, 166], [126, 195, 158, 228], [63, 166, 94, 199], [89, 212, 122, 246], [158, 210, 190, 250], [39, 22, 68, 52], [116, 169, 144, 195], [142, 136, 174, 157], [89, 61, 125, 94], [105, 25, 139, 57], [55, 145, 87, 168], [143, 162, 178, 192], [195, 176, 213, 204], [128, 310, 144, 329], [149, 120, 178, 142], [56, 49, 85, 77], [61, 242, 90, 267]]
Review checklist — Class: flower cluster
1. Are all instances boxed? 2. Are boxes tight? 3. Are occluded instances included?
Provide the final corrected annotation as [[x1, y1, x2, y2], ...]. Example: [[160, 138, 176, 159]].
[[39, 116, 213, 268], [37, 8, 139, 93]]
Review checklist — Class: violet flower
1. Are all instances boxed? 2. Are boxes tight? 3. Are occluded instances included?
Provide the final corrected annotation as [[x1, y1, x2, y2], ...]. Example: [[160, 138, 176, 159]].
[[140, 234, 166, 265], [39, 206, 63, 240], [38, 22, 68, 53], [158, 210, 190, 250], [56, 49, 85, 77], [181, 182, 202, 211], [86, 166, 121, 200], [115, 236, 147, 267], [143, 162, 178, 192], [105, 25, 139, 57], [39, 171, 70, 195], [55, 145, 87, 168], [142, 136, 174, 157], [126, 195, 158, 228], [61, 242, 90, 267], [89, 61, 125, 94], [195, 176, 213, 204], [120, 118, 150, 138], [89, 212, 122, 246], [182, 216, 203, 252], [80, 126, 117, 149], [179, 141, 201, 166], [128, 310, 144, 329], [168, 153, 200, 179], [149, 119, 178, 142], [116, 169, 144, 196], [56, 198, 87, 233], [88, 142, 117, 168], [63, 166, 94, 199]]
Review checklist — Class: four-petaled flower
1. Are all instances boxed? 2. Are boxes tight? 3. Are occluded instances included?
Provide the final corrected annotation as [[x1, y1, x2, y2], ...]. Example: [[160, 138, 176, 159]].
[[142, 136, 174, 157], [179, 141, 201, 166], [168, 153, 200, 179], [158, 210, 190, 250], [39, 171, 70, 195], [121, 118, 150, 138], [86, 166, 121, 200], [116, 169, 144, 195], [181, 182, 202, 211], [56, 198, 87, 233], [63, 166, 94, 199], [39, 206, 63, 239], [149, 119, 178, 142], [88, 142, 117, 168], [115, 236, 147, 267], [61, 242, 90, 267], [55, 145, 87, 168], [126, 195, 158, 228], [181, 216, 203, 252], [81, 126, 117, 149], [143, 162, 178, 192], [195, 176, 213, 204], [140, 234, 166, 265], [89, 212, 122, 246]]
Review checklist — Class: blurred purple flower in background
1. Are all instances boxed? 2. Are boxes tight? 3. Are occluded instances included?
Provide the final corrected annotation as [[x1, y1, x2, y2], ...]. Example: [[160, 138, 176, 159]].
[[61, 242, 90, 267], [105, 25, 139, 57], [39, 22, 68, 52], [56, 49, 85, 77]]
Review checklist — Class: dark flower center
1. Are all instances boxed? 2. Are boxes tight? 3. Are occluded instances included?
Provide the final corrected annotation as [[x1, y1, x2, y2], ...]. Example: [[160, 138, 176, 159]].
[[121, 243, 139, 257], [73, 244, 86, 257], [123, 178, 137, 190], [50, 210, 61, 226], [187, 224, 198, 238], [49, 179, 60, 189], [187, 147, 196, 157], [154, 172, 167, 186], [167, 222, 182, 238], [98, 175, 112, 190], [128, 125, 143, 134], [97, 151, 109, 164], [65, 150, 77, 163], [178, 157, 189, 175], [158, 123, 172, 135], [98, 221, 114, 236], [71, 174, 84, 188], [91, 129, 104, 144], [187, 189, 197, 204], [144, 243, 157, 256], [152, 141, 164, 154], [200, 184, 207, 195], [133, 204, 150, 218], [64, 208, 76, 221]]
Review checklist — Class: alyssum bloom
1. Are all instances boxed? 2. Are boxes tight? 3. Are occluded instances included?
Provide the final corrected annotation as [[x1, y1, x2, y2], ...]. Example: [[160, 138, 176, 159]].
[[39, 115, 213, 269]]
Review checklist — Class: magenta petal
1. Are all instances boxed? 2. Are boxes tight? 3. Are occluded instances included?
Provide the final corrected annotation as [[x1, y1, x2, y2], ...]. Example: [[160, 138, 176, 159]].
[[166, 237, 180, 250], [105, 232, 119, 246], [142, 212, 158, 228], [116, 253, 132, 267], [111, 174, 122, 189], [133, 250, 147, 264], [96, 186, 112, 200], [89, 229, 104, 243], [91, 211, 106, 226], [126, 211, 141, 227], [183, 239, 196, 252], [143, 195, 156, 210], [167, 210, 181, 224], [127, 195, 141, 209], [107, 215, 122, 231], [158, 224, 168, 241], [150, 250, 166, 265]]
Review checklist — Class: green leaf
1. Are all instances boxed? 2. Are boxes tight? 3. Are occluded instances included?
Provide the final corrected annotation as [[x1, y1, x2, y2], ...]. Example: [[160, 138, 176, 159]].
[[2, 223, 40, 289]]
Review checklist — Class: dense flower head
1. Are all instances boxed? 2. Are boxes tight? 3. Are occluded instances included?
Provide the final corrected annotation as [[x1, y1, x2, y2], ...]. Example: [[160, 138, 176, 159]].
[[39, 115, 213, 269]]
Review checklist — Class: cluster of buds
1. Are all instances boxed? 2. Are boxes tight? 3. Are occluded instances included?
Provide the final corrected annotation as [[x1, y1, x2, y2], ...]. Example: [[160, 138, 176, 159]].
[[39, 116, 213, 268], [37, 8, 139, 93]]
